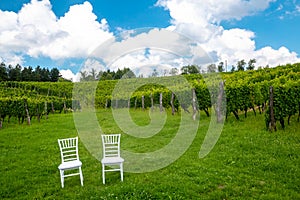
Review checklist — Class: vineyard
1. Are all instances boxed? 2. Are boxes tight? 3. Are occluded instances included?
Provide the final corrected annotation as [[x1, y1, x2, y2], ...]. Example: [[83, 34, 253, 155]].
[[0, 81, 77, 127], [0, 63, 299, 130]]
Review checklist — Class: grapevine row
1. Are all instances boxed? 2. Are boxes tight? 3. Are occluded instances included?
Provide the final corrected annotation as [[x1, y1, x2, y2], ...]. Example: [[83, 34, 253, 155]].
[[0, 63, 299, 131]]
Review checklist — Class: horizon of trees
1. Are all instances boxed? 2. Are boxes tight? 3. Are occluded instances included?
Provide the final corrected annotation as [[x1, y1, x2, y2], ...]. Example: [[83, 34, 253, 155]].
[[79, 67, 136, 81], [0, 62, 61, 82], [180, 58, 257, 75], [0, 58, 263, 82]]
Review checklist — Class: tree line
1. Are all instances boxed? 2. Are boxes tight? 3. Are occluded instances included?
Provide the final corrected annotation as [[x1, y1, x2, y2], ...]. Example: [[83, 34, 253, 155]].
[[79, 58, 258, 81], [161, 58, 257, 75], [0, 62, 61, 82], [0, 58, 258, 82], [79, 67, 136, 81]]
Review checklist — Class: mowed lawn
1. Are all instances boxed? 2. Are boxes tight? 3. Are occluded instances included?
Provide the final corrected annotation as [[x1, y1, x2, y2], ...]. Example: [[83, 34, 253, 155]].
[[0, 109, 299, 199]]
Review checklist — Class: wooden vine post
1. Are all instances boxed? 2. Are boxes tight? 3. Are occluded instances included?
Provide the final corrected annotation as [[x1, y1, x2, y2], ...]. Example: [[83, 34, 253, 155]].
[[63, 100, 67, 113], [44, 101, 48, 120], [0, 109, 2, 129], [128, 98, 130, 108], [142, 95, 145, 111], [115, 99, 118, 109], [134, 97, 137, 109], [36, 104, 41, 122], [192, 88, 197, 120], [159, 93, 163, 113], [51, 102, 55, 114], [0, 113, 2, 129], [45, 88, 49, 119], [268, 86, 276, 132], [105, 99, 108, 109], [150, 93, 154, 112], [170, 92, 175, 115], [24, 99, 31, 125], [298, 102, 300, 122], [63, 93, 67, 113], [216, 81, 225, 123]]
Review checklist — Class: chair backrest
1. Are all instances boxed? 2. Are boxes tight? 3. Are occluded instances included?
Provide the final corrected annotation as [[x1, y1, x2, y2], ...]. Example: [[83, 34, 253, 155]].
[[58, 137, 79, 163], [101, 134, 121, 158]]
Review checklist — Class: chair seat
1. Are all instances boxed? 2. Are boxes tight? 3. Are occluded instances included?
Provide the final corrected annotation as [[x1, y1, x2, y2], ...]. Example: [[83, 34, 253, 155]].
[[101, 157, 124, 164], [59, 160, 82, 170]]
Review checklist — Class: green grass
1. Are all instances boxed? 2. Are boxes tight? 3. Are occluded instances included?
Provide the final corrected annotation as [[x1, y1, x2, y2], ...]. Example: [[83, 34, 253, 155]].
[[0, 109, 299, 199]]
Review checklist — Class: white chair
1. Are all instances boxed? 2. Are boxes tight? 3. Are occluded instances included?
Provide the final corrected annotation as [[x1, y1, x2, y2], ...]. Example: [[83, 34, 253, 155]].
[[101, 134, 124, 184], [58, 137, 83, 188]]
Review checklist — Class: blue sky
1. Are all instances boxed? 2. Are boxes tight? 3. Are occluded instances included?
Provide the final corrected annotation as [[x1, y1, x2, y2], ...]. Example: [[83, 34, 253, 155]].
[[0, 0, 171, 29], [0, 0, 299, 80]]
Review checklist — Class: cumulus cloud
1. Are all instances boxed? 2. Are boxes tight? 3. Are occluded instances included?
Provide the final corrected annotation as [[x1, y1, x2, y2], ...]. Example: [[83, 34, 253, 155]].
[[1, 0, 299, 81], [85, 28, 212, 77], [156, 0, 300, 68], [110, 48, 187, 77], [157, 0, 275, 24], [91, 28, 197, 63], [80, 58, 106, 74], [0, 0, 113, 65], [60, 69, 81, 82], [255, 46, 299, 67]]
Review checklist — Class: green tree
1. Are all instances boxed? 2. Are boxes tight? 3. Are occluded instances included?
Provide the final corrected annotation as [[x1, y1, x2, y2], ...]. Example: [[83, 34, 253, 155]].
[[231, 65, 236, 72], [151, 68, 159, 77], [79, 71, 88, 81], [207, 64, 217, 73], [90, 68, 98, 80], [0, 62, 8, 81], [181, 65, 200, 74], [101, 70, 113, 80], [169, 68, 178, 76], [247, 59, 256, 70], [237, 59, 246, 71], [8, 64, 22, 81], [21, 66, 34, 81], [217, 62, 224, 72], [97, 71, 103, 80], [122, 68, 136, 79], [50, 68, 61, 82], [41, 68, 50, 81], [34, 66, 42, 81], [114, 68, 123, 79], [102, 73, 113, 80]]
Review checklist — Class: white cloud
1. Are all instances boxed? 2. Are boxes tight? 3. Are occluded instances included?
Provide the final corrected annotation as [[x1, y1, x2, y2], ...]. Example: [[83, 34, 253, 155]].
[[156, 0, 300, 68], [91, 28, 196, 63], [81, 58, 106, 73], [0, 53, 24, 66], [157, 0, 275, 24], [202, 28, 300, 68], [86, 28, 213, 77], [60, 69, 81, 82], [297, 5, 300, 12], [40, 2, 113, 59], [202, 28, 256, 64], [0, 10, 18, 31], [110, 49, 187, 77], [0, 0, 113, 66], [18, 0, 58, 34], [255, 46, 299, 67], [1, 0, 299, 76]]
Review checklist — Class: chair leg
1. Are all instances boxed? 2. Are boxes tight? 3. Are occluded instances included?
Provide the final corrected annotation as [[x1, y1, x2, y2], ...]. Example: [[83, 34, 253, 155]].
[[79, 167, 83, 186], [102, 164, 105, 184], [60, 170, 64, 188], [120, 163, 123, 182]]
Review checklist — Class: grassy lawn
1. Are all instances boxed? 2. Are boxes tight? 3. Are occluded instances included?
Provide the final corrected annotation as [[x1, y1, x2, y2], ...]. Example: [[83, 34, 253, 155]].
[[0, 109, 299, 199]]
